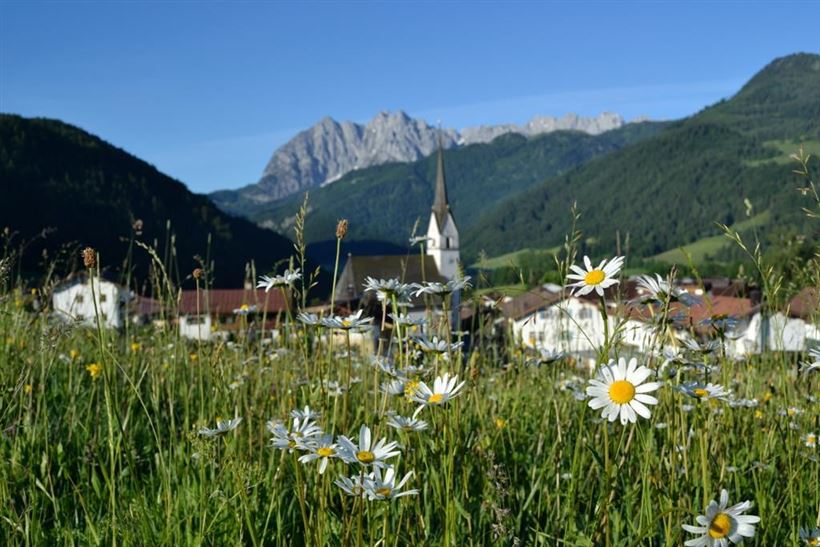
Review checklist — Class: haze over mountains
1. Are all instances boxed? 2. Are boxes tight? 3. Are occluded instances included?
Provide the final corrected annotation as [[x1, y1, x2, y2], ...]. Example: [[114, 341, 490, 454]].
[[210, 111, 627, 210]]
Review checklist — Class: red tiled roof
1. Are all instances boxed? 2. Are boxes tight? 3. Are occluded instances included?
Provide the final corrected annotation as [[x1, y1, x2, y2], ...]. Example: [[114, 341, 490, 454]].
[[789, 287, 819, 319], [178, 289, 288, 315], [618, 295, 754, 330]]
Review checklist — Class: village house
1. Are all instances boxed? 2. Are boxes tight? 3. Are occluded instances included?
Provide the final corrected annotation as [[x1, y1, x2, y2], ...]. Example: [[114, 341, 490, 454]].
[[730, 287, 820, 354], [177, 286, 288, 341], [52, 273, 130, 329]]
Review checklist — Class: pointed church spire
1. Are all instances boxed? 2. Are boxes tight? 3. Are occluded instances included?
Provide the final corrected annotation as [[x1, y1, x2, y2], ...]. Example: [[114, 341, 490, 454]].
[[432, 133, 450, 228]]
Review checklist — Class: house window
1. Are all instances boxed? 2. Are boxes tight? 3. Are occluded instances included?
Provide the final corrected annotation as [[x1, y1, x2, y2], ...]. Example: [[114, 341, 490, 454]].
[[537, 332, 544, 342], [101, 312, 108, 321], [75, 294, 84, 304], [579, 308, 592, 319], [76, 313, 85, 321], [100, 294, 107, 303]]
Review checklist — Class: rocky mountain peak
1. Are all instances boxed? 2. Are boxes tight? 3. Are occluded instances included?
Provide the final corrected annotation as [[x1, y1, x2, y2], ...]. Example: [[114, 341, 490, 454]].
[[214, 110, 632, 205]]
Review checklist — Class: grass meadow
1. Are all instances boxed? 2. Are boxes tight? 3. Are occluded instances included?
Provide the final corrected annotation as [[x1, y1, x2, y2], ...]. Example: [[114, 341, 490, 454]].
[[1, 153, 819, 546]]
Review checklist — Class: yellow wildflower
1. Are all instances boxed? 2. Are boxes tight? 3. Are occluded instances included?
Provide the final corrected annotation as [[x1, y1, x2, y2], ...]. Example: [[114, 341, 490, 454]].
[[86, 363, 102, 379]]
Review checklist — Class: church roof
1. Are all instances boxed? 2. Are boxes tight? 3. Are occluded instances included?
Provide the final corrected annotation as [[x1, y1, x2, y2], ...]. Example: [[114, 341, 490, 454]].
[[432, 138, 451, 229], [333, 254, 446, 303]]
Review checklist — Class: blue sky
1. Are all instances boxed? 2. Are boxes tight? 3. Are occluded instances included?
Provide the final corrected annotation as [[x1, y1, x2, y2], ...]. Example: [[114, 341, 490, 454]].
[[2, 1, 819, 193]]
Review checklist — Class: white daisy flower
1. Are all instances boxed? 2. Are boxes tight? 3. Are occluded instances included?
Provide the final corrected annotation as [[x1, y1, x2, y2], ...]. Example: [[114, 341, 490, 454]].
[[414, 335, 463, 354], [677, 382, 731, 401], [335, 474, 369, 498], [290, 405, 322, 421], [320, 309, 373, 330], [683, 338, 722, 355], [337, 425, 400, 468], [803, 432, 817, 449], [682, 489, 760, 546], [232, 304, 257, 316], [586, 357, 661, 425], [298, 434, 338, 474], [410, 372, 466, 409], [413, 276, 471, 298], [566, 255, 624, 297], [363, 277, 412, 302], [365, 466, 418, 500], [800, 526, 820, 546], [800, 347, 820, 375], [386, 414, 429, 432], [296, 312, 321, 326], [198, 417, 242, 438], [381, 378, 406, 396], [257, 268, 301, 292], [388, 313, 426, 327], [268, 417, 323, 452], [635, 273, 699, 306]]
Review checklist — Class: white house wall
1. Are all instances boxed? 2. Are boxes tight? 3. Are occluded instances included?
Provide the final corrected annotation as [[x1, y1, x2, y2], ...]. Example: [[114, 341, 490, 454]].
[[733, 312, 813, 354], [53, 280, 124, 329], [511, 298, 687, 358], [179, 315, 212, 341]]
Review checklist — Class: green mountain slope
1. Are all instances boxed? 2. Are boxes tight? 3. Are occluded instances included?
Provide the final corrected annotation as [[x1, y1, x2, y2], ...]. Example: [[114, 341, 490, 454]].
[[464, 53, 820, 262], [215, 121, 668, 246], [0, 115, 298, 287]]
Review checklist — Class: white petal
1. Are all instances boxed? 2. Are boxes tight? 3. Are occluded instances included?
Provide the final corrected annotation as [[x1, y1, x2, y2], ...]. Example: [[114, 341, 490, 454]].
[[630, 400, 651, 419], [634, 393, 659, 405]]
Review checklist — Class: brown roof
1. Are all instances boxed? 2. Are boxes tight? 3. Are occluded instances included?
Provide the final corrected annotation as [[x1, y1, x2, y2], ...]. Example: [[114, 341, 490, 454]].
[[333, 254, 446, 303], [789, 287, 820, 319], [134, 296, 163, 316], [624, 295, 754, 331], [178, 289, 288, 315], [499, 288, 563, 320]]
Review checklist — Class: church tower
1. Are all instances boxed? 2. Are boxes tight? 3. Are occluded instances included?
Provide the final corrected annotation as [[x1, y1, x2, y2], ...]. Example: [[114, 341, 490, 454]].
[[425, 138, 460, 280]]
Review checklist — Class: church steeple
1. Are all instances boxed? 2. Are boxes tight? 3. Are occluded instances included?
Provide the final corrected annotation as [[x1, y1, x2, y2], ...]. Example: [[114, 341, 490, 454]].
[[432, 135, 450, 229], [425, 132, 460, 280]]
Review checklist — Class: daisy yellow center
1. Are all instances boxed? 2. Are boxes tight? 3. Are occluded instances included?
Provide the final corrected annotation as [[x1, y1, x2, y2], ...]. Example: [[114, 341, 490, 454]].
[[317, 447, 335, 457], [807, 434, 816, 446], [584, 269, 606, 285], [341, 319, 351, 327], [356, 450, 375, 464], [428, 393, 444, 404], [608, 380, 635, 405], [375, 487, 392, 496], [808, 538, 820, 547], [693, 388, 709, 398], [708, 512, 731, 539]]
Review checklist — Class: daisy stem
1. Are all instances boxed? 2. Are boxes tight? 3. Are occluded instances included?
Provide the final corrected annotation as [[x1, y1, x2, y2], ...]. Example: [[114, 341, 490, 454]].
[[342, 330, 352, 431], [356, 485, 365, 547], [602, 421, 611, 547], [381, 506, 389, 545], [598, 295, 610, 363], [293, 453, 311, 544]]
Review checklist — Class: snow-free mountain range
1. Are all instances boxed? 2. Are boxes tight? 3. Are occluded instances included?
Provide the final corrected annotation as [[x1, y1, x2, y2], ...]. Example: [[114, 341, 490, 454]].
[[210, 111, 629, 205]]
